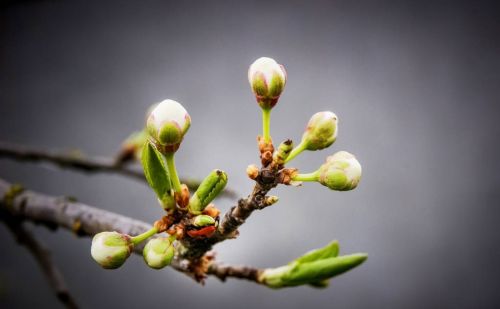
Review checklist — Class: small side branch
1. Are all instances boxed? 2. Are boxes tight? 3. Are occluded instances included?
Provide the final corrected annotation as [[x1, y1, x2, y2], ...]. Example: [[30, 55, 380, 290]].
[[208, 263, 262, 284], [0, 142, 145, 181], [1, 210, 79, 309]]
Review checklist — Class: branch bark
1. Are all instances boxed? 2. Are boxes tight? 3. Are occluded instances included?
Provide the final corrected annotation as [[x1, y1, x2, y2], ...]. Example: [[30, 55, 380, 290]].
[[180, 167, 279, 260], [0, 178, 263, 285], [0, 142, 236, 198]]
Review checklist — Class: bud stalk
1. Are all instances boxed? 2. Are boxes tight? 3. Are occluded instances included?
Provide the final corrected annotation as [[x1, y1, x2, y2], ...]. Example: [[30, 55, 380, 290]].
[[262, 108, 271, 143], [292, 170, 320, 182], [164, 152, 182, 194], [131, 226, 159, 245]]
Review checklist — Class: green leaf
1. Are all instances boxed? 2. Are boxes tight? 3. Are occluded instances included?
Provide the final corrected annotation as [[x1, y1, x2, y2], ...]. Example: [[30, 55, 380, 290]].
[[284, 254, 367, 286], [188, 169, 228, 214], [294, 240, 340, 264], [141, 140, 172, 200]]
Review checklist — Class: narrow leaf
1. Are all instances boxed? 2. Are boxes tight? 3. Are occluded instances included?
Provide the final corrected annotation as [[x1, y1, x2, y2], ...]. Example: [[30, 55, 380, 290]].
[[284, 254, 367, 286], [141, 140, 172, 199], [294, 240, 340, 264]]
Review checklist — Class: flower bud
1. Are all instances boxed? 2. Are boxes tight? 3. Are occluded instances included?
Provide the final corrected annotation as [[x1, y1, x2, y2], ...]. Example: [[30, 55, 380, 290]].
[[143, 238, 175, 269], [146, 99, 191, 151], [189, 169, 228, 214], [248, 57, 287, 109], [91, 232, 133, 269], [318, 151, 362, 191], [193, 214, 216, 227], [301, 111, 338, 151]]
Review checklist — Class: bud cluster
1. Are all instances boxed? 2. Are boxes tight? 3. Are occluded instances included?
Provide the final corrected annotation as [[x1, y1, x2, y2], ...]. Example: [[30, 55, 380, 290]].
[[90, 56, 366, 287], [92, 99, 228, 271]]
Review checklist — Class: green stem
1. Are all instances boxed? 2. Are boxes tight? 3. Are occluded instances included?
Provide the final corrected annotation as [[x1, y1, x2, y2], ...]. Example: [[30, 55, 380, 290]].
[[168, 235, 177, 243], [164, 152, 182, 193], [131, 227, 158, 245], [292, 170, 320, 182], [285, 141, 307, 164], [262, 108, 271, 143]]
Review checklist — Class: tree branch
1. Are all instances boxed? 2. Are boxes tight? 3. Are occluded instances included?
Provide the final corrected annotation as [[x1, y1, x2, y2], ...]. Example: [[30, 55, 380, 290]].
[[0, 142, 236, 198], [180, 167, 279, 260], [0, 178, 263, 285], [0, 210, 79, 308]]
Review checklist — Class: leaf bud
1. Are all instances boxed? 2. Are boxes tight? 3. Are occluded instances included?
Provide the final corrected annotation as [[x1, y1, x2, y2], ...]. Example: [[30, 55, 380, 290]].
[[273, 139, 294, 166], [189, 169, 228, 214], [193, 215, 216, 227]]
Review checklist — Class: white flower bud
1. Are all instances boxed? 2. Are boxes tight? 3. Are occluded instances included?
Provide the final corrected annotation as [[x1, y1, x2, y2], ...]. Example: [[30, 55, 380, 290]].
[[146, 99, 191, 151], [91, 232, 134, 269], [248, 57, 287, 109], [318, 151, 362, 191], [143, 238, 175, 269]]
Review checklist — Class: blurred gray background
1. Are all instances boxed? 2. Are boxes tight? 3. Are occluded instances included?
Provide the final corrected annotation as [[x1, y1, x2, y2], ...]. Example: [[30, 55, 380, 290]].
[[1, 0, 499, 308]]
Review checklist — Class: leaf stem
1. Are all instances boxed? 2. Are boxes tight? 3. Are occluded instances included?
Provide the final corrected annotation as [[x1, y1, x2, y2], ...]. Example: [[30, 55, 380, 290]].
[[164, 152, 182, 193], [131, 226, 158, 245]]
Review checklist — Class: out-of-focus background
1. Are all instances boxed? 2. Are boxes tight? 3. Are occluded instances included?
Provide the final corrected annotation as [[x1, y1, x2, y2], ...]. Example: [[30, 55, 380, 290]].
[[1, 0, 499, 308]]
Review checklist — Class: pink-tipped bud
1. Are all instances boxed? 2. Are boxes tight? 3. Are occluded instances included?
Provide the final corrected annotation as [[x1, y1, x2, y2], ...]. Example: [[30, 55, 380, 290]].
[[146, 99, 191, 151], [248, 57, 287, 109]]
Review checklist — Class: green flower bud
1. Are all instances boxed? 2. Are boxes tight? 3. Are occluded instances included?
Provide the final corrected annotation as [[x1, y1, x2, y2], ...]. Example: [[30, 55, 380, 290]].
[[248, 57, 287, 109], [143, 238, 175, 269], [193, 215, 216, 227], [189, 169, 228, 214], [318, 151, 362, 191], [91, 232, 133, 269], [301, 111, 338, 151], [146, 99, 191, 151]]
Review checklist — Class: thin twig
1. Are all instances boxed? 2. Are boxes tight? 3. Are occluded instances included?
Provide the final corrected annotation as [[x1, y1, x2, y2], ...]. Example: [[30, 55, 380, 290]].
[[0, 178, 263, 285], [0, 142, 237, 198], [0, 210, 79, 308]]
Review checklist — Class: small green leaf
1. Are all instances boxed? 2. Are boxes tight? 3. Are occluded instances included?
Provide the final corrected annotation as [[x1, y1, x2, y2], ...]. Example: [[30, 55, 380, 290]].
[[189, 169, 228, 214], [284, 254, 367, 286], [294, 240, 340, 264], [193, 215, 216, 227], [141, 140, 172, 200], [261, 246, 367, 289]]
